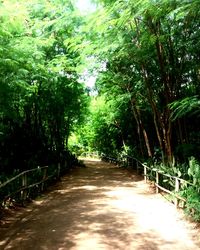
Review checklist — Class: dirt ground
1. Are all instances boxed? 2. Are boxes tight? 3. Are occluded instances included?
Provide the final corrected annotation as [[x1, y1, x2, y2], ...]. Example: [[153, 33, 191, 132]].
[[0, 159, 200, 250]]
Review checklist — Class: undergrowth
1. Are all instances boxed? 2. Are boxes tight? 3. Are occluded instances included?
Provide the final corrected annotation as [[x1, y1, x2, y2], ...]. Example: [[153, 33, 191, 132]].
[[151, 157, 200, 222]]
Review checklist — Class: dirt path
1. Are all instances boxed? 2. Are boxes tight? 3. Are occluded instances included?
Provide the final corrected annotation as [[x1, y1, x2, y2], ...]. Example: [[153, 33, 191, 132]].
[[0, 160, 199, 250]]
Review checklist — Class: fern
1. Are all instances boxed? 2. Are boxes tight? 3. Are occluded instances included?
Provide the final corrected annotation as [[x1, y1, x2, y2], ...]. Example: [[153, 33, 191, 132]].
[[170, 96, 200, 121]]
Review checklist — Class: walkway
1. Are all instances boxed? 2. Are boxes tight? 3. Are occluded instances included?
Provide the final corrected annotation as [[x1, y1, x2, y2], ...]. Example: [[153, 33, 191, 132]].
[[0, 160, 199, 249]]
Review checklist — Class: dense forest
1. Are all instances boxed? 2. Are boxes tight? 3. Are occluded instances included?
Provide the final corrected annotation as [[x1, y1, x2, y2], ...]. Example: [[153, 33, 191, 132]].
[[75, 0, 200, 164], [0, 1, 200, 219], [0, 0, 89, 174]]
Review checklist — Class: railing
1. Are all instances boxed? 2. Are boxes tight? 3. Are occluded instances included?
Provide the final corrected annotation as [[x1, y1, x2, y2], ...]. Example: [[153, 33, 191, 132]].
[[80, 152, 99, 158], [102, 154, 194, 208], [0, 161, 72, 207], [138, 161, 194, 208]]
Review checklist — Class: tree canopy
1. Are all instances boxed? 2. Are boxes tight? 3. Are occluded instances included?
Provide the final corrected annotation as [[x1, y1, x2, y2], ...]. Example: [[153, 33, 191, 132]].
[[0, 0, 89, 173], [76, 0, 200, 165], [0, 0, 200, 173], [0, 0, 200, 222]]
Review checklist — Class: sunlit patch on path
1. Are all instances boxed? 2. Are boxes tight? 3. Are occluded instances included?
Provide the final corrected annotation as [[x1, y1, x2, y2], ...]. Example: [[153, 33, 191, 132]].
[[0, 160, 199, 249]]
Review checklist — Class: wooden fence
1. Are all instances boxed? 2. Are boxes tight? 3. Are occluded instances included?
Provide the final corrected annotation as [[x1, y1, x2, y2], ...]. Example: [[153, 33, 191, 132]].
[[80, 152, 100, 158], [1, 153, 194, 209], [138, 160, 194, 208], [0, 162, 67, 206], [103, 154, 194, 208]]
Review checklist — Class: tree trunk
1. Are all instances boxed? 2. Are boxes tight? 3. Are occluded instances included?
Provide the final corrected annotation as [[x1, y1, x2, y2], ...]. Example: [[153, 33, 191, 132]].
[[130, 96, 152, 158]]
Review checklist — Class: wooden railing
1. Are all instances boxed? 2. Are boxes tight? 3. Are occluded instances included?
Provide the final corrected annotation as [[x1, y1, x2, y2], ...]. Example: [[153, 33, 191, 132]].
[[138, 161, 194, 208], [80, 152, 99, 158], [3, 152, 193, 209], [0, 162, 69, 206], [102, 154, 193, 208]]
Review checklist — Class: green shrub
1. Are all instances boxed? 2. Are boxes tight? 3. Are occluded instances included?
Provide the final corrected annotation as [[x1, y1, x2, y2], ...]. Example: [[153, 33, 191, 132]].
[[179, 157, 200, 221], [180, 186, 200, 221]]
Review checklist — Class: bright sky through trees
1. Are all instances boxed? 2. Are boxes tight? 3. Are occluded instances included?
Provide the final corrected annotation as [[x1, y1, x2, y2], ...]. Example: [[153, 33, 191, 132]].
[[76, 0, 97, 88], [76, 0, 96, 13]]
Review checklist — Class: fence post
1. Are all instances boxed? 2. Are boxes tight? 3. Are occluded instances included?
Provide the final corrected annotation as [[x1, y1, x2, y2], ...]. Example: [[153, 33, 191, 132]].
[[41, 167, 47, 191], [136, 161, 139, 173], [175, 178, 180, 208], [21, 172, 28, 201], [144, 165, 147, 183], [156, 171, 159, 193], [57, 163, 61, 179]]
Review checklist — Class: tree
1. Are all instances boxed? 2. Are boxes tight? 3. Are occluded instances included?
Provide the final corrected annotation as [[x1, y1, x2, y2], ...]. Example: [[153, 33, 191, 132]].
[[0, 0, 89, 173], [82, 0, 200, 163]]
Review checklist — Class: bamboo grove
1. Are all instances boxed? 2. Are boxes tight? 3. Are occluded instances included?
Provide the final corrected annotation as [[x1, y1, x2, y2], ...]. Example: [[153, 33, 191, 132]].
[[0, 1, 200, 176], [0, 0, 200, 221], [0, 0, 89, 174]]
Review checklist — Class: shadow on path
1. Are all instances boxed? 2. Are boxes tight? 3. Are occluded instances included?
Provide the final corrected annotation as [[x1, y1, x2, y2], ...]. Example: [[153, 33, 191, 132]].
[[0, 160, 199, 249]]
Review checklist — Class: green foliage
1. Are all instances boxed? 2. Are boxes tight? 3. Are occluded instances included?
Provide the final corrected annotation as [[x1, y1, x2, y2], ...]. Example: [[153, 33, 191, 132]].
[[73, 0, 199, 222], [1, 0, 200, 221], [0, 0, 89, 174], [83, 0, 200, 163], [181, 186, 200, 222], [150, 157, 200, 221], [148, 161, 186, 192], [155, 163, 184, 179], [170, 96, 200, 121], [151, 157, 200, 185], [188, 157, 200, 187]]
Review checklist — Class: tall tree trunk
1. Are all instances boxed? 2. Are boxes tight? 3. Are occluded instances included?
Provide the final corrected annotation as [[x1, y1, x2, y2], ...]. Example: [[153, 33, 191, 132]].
[[131, 105, 145, 157], [146, 15, 174, 163], [130, 95, 152, 158], [114, 120, 127, 153]]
